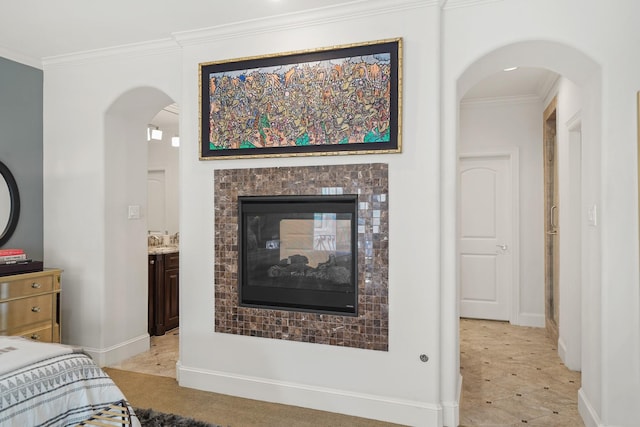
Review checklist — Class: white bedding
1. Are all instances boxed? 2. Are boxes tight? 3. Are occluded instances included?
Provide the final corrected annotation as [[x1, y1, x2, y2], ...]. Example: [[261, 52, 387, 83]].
[[0, 337, 141, 427], [0, 336, 73, 375]]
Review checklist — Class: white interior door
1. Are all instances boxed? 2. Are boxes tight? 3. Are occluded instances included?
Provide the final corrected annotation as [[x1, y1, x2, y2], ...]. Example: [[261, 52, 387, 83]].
[[147, 170, 166, 234], [459, 154, 513, 321]]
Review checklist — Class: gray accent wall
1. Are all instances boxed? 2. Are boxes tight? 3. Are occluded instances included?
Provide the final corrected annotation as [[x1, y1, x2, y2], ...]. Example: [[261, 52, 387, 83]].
[[0, 56, 43, 259]]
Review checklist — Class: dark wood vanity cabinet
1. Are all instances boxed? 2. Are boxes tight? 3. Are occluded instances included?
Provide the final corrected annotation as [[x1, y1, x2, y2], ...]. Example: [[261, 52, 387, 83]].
[[148, 252, 179, 336]]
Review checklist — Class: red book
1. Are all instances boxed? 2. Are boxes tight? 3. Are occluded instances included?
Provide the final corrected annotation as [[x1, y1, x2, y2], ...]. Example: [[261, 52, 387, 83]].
[[0, 249, 25, 256]]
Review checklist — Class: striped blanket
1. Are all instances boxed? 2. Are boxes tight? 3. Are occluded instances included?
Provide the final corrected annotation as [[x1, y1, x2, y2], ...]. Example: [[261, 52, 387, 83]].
[[0, 337, 140, 426]]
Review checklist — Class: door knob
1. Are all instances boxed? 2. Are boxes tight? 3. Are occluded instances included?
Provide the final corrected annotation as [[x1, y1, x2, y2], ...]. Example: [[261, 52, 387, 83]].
[[496, 244, 508, 251]]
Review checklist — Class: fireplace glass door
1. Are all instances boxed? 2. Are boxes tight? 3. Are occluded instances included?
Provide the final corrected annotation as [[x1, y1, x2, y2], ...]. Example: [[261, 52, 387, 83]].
[[238, 195, 358, 315]]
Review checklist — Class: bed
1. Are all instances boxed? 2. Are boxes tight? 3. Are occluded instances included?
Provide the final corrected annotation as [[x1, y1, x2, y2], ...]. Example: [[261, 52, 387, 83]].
[[0, 336, 140, 427]]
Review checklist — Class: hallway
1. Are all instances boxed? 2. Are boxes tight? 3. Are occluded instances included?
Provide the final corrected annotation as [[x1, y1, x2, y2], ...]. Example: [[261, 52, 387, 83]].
[[459, 318, 583, 426]]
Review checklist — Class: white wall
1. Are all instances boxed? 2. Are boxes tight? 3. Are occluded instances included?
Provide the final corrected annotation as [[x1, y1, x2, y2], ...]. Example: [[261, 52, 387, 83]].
[[148, 129, 179, 235], [44, 2, 446, 426], [39, 0, 640, 426], [176, 3, 443, 426], [552, 77, 584, 371], [459, 99, 545, 326], [443, 1, 640, 425], [43, 44, 181, 364]]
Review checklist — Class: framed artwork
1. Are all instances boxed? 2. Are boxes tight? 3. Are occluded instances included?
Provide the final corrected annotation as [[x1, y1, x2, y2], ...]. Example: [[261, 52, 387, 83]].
[[199, 38, 402, 159]]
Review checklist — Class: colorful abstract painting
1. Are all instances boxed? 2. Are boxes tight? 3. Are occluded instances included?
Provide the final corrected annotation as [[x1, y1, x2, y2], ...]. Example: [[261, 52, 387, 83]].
[[200, 38, 401, 159]]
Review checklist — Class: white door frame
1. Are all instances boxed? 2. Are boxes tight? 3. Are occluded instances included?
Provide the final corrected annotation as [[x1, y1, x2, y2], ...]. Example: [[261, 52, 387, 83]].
[[458, 149, 520, 323], [558, 112, 583, 371]]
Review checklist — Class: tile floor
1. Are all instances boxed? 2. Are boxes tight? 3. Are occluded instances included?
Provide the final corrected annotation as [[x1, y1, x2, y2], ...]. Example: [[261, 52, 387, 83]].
[[460, 318, 584, 426], [110, 320, 584, 426], [109, 328, 179, 378]]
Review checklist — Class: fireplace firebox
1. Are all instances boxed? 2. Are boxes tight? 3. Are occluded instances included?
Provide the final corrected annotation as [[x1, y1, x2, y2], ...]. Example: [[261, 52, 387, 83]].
[[238, 195, 358, 315]]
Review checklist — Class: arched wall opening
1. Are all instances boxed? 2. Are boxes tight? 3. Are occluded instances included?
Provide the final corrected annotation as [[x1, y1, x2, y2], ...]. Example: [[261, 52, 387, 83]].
[[442, 40, 602, 424], [101, 86, 176, 364]]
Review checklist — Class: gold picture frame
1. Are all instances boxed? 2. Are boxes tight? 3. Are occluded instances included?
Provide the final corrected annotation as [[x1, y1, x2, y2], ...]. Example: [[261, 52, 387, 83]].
[[199, 38, 402, 160]]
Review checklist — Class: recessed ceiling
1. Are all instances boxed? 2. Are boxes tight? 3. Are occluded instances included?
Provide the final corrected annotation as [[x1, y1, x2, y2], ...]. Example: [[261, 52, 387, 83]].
[[462, 67, 559, 103], [150, 104, 180, 135]]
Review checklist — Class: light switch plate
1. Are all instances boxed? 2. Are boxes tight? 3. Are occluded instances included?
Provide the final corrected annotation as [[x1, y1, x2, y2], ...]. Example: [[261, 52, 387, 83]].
[[587, 204, 597, 227], [128, 205, 141, 219]]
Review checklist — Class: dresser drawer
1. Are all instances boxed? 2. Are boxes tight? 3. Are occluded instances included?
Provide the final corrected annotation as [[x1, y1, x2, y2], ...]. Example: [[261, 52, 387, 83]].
[[0, 275, 54, 299], [0, 294, 53, 332], [17, 325, 54, 343]]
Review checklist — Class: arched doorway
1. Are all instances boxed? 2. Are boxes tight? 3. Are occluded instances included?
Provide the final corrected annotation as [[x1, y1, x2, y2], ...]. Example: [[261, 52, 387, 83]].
[[441, 40, 601, 425], [104, 87, 178, 362]]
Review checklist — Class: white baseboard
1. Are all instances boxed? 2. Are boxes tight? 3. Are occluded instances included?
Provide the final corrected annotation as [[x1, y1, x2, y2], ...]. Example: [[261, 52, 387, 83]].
[[441, 373, 462, 427], [515, 313, 545, 328], [558, 336, 568, 365], [178, 365, 442, 426], [84, 333, 150, 367], [578, 388, 602, 427], [175, 360, 182, 382]]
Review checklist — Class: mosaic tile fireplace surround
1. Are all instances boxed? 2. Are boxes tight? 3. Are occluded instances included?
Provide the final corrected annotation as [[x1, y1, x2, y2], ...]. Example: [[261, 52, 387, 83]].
[[214, 163, 389, 351]]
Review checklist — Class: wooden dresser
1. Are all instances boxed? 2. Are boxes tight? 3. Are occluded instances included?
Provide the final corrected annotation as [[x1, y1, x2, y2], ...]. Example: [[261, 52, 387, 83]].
[[0, 269, 62, 343]]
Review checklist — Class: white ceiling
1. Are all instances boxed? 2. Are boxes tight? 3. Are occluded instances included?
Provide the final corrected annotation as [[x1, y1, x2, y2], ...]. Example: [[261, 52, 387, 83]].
[[0, 0, 360, 61], [0, 0, 361, 130], [0, 1, 557, 114], [151, 104, 180, 136], [462, 67, 558, 102]]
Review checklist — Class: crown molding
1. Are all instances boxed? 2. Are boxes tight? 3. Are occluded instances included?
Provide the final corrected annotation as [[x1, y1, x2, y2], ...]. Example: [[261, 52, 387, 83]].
[[163, 103, 180, 115], [39, 0, 434, 67], [174, 0, 434, 46], [41, 38, 181, 68], [538, 72, 561, 104], [0, 45, 42, 70], [460, 94, 541, 108], [442, 0, 503, 10]]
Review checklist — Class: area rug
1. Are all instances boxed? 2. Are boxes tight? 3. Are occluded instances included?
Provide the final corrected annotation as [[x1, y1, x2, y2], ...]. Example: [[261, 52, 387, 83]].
[[133, 407, 222, 427]]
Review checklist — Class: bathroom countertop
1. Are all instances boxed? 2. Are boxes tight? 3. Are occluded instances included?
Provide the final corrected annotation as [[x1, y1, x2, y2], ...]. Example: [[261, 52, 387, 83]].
[[148, 246, 179, 255]]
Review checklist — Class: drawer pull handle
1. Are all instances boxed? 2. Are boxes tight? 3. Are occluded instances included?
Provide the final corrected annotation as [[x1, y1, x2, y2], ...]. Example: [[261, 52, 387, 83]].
[[31, 306, 41, 313], [30, 334, 40, 340], [31, 282, 42, 289]]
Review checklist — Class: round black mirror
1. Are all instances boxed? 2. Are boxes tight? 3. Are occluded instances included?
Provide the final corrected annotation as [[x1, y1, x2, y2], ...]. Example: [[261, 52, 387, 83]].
[[0, 160, 20, 247]]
